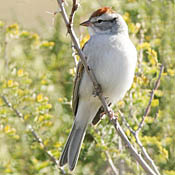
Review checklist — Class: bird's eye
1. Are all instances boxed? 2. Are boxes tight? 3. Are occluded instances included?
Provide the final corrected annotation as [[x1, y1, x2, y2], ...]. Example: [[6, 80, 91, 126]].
[[112, 17, 117, 22], [97, 19, 103, 23]]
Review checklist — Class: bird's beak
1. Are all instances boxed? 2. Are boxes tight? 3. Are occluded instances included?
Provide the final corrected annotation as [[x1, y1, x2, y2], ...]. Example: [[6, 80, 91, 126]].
[[80, 20, 91, 27]]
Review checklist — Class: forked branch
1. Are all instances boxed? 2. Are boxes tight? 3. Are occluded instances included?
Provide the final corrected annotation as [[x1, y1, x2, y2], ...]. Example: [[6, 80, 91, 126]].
[[1, 96, 67, 175], [136, 64, 164, 133]]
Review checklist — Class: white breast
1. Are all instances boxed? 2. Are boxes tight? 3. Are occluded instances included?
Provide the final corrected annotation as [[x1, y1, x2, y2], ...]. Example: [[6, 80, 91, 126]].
[[80, 33, 137, 103]]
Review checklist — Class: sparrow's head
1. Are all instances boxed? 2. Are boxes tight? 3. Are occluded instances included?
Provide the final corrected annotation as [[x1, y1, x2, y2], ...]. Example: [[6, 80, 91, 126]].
[[80, 7, 128, 36]]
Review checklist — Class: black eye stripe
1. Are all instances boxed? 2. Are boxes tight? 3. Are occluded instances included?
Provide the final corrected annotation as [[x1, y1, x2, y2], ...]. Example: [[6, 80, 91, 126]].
[[94, 17, 117, 24], [97, 19, 103, 23]]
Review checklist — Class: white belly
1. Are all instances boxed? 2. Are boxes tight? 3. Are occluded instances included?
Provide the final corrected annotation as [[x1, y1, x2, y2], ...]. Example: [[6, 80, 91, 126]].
[[80, 34, 137, 103]]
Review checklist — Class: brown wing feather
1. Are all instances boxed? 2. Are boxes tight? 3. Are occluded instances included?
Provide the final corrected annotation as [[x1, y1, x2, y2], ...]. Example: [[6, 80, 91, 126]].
[[92, 106, 104, 125], [72, 41, 89, 117], [92, 103, 111, 125], [72, 61, 84, 117]]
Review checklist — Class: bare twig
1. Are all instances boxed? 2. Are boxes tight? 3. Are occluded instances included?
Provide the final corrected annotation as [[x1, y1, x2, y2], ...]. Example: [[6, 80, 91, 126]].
[[120, 110, 160, 175], [71, 43, 78, 66], [56, 1, 159, 174], [95, 128, 118, 175], [69, 0, 79, 26], [57, 0, 105, 104], [1, 95, 67, 175], [119, 110, 135, 135], [136, 64, 164, 133], [135, 133, 161, 175], [105, 149, 119, 175], [110, 116, 157, 175], [46, 10, 59, 26], [119, 65, 164, 175]]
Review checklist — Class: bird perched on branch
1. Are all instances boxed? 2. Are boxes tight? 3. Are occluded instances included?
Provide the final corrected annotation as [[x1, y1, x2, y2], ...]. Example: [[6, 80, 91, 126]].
[[59, 7, 137, 171]]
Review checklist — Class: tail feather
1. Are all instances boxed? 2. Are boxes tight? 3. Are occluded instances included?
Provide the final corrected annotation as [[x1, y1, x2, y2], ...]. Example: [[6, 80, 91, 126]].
[[59, 124, 76, 166], [68, 126, 86, 171], [59, 122, 87, 171]]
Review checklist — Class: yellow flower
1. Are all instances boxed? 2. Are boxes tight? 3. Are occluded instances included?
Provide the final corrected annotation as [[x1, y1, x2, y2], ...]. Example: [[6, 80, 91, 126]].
[[147, 48, 158, 65], [20, 31, 30, 38], [0, 20, 5, 27], [126, 129, 130, 137], [5, 168, 12, 173], [137, 42, 150, 50], [37, 94, 43, 102], [117, 100, 125, 108], [7, 80, 13, 87], [6, 24, 19, 35], [54, 142, 62, 148], [155, 90, 163, 97], [58, 97, 63, 103], [151, 99, 159, 107], [41, 79, 47, 85], [163, 170, 175, 175], [31, 33, 40, 45], [4, 125, 11, 133], [24, 114, 30, 120], [38, 115, 44, 122], [46, 104, 52, 109], [80, 35, 90, 48], [44, 139, 49, 146], [145, 36, 151, 41], [40, 41, 55, 48], [17, 69, 24, 77], [167, 68, 175, 76], [31, 33, 40, 41], [0, 98, 3, 106], [145, 117, 154, 124], [129, 23, 136, 34], [123, 12, 130, 23], [132, 82, 136, 88]]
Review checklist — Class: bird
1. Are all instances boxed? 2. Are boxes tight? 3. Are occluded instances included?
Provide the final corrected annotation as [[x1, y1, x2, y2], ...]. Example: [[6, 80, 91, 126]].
[[59, 7, 137, 171]]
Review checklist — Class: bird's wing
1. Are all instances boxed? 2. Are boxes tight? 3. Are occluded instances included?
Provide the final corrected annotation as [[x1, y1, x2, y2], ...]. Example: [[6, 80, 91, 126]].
[[72, 41, 110, 123], [72, 62, 105, 124], [72, 40, 89, 117], [72, 61, 84, 117]]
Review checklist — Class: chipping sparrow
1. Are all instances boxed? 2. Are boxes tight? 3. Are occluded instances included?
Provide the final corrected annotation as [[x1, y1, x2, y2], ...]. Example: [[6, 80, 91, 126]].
[[59, 7, 137, 171]]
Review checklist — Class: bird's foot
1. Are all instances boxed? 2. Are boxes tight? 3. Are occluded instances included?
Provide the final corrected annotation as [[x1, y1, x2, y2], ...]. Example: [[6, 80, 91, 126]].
[[108, 110, 118, 120], [101, 110, 118, 120], [92, 83, 102, 97]]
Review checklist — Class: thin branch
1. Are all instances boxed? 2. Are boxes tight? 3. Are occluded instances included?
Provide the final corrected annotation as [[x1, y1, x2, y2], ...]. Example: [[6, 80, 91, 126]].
[[110, 116, 157, 175], [105, 149, 119, 175], [119, 110, 135, 135], [119, 65, 164, 174], [69, 0, 79, 26], [71, 43, 78, 66], [1, 95, 67, 175], [120, 110, 160, 175], [56, 1, 159, 174], [136, 64, 164, 133], [96, 128, 119, 175], [135, 133, 161, 175], [46, 10, 59, 26]]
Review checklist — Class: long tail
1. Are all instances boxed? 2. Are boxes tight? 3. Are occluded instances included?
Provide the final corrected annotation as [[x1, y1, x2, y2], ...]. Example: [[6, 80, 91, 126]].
[[59, 122, 87, 171]]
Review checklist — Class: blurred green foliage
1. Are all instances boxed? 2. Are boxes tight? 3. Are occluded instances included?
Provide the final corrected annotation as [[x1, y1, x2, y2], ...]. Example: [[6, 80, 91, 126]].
[[0, 0, 175, 175]]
